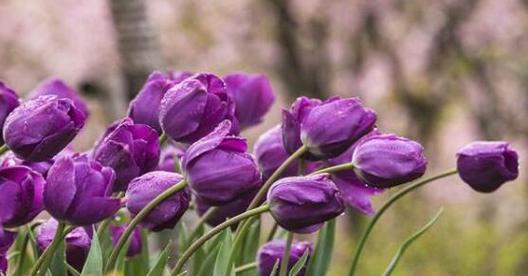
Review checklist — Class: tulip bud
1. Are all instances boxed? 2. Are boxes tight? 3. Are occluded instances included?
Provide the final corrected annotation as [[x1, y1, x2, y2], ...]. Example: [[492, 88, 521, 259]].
[[281, 97, 321, 157], [254, 125, 298, 180], [157, 144, 185, 172], [0, 228, 15, 273], [30, 78, 89, 118], [196, 189, 258, 228], [126, 171, 191, 232], [36, 219, 91, 271], [0, 82, 19, 145], [110, 224, 142, 257], [257, 240, 312, 276], [224, 73, 275, 130], [128, 72, 191, 133], [183, 120, 261, 205], [352, 134, 427, 188], [44, 154, 121, 225], [0, 166, 45, 227], [1, 152, 53, 177], [267, 174, 344, 233], [93, 118, 160, 192], [456, 141, 519, 192], [3, 96, 85, 162], [159, 73, 238, 144]]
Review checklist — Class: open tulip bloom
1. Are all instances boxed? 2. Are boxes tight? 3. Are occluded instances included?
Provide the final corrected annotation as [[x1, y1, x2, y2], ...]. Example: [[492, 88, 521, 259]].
[[0, 73, 520, 276]]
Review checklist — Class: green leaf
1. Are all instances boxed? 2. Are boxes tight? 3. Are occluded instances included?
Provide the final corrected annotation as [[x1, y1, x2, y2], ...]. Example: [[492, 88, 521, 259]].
[[213, 228, 235, 276], [270, 259, 280, 276], [239, 221, 261, 276], [191, 224, 206, 273], [306, 219, 336, 276], [65, 262, 81, 276], [178, 221, 189, 253], [125, 229, 150, 275], [289, 249, 310, 276], [113, 233, 132, 273], [10, 228, 33, 276], [146, 243, 172, 276], [195, 231, 224, 276], [48, 238, 67, 276], [382, 208, 444, 276], [81, 229, 103, 276]]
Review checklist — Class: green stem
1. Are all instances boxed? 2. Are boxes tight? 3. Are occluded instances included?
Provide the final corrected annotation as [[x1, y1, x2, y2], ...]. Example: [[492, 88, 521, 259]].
[[105, 179, 188, 272], [266, 222, 279, 241], [234, 262, 257, 273], [279, 232, 294, 276], [184, 207, 217, 249], [0, 144, 9, 156], [309, 162, 355, 175], [171, 204, 271, 275], [159, 132, 168, 145], [30, 222, 66, 276], [347, 169, 458, 276]]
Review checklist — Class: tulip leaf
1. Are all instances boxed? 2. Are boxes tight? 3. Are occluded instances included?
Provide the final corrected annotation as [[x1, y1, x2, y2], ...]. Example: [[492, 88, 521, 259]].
[[191, 224, 206, 273], [126, 229, 150, 275], [306, 219, 336, 276], [239, 221, 261, 276], [65, 262, 82, 276], [146, 243, 172, 276], [48, 239, 67, 276], [382, 208, 444, 276], [113, 233, 132, 273], [178, 221, 189, 253], [213, 228, 235, 276], [270, 259, 280, 276], [195, 228, 226, 276], [289, 249, 310, 276], [81, 229, 103, 276], [11, 228, 34, 276]]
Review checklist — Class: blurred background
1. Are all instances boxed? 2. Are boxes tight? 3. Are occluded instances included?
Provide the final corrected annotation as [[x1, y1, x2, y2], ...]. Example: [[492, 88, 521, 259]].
[[1, 0, 527, 274]]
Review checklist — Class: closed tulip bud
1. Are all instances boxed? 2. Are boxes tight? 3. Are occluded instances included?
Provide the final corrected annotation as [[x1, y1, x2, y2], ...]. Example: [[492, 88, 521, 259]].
[[352, 134, 427, 188], [44, 154, 121, 225], [267, 174, 344, 233], [224, 73, 275, 130], [257, 240, 312, 276], [183, 120, 261, 205], [457, 141, 519, 192], [126, 171, 191, 232], [0, 82, 19, 145], [254, 125, 298, 180], [36, 219, 91, 271], [0, 166, 45, 227], [300, 97, 376, 159], [281, 97, 322, 158], [157, 144, 185, 172], [93, 118, 160, 192], [110, 224, 142, 257], [160, 73, 238, 144], [0, 228, 15, 273], [128, 72, 190, 133], [196, 189, 258, 228], [1, 152, 53, 177], [30, 78, 89, 118], [3, 96, 85, 162]]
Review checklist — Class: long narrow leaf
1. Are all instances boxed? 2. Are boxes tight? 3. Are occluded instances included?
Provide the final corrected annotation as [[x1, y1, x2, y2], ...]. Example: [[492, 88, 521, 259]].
[[146, 243, 172, 276], [382, 208, 444, 276], [270, 259, 280, 275], [81, 229, 103, 276], [289, 249, 310, 276], [213, 228, 234, 276], [306, 219, 336, 276]]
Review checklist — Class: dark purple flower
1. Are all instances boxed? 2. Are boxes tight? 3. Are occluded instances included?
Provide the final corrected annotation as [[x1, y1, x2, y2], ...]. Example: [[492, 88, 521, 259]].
[[1, 152, 53, 178], [0, 82, 19, 145], [3, 96, 85, 162], [0, 166, 45, 227], [352, 134, 427, 188], [281, 97, 322, 158], [30, 78, 89, 118], [183, 120, 261, 206], [254, 125, 298, 180], [267, 174, 344, 233], [157, 144, 185, 172], [110, 224, 142, 257], [224, 73, 275, 130], [128, 72, 191, 133], [93, 118, 160, 192], [44, 154, 121, 225], [0, 228, 16, 274], [36, 218, 91, 271], [126, 171, 190, 232], [159, 73, 238, 144], [196, 189, 258, 228], [257, 240, 312, 276], [456, 141, 519, 193]]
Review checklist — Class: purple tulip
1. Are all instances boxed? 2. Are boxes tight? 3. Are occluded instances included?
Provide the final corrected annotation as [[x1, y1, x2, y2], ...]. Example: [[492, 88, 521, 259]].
[[126, 171, 191, 232], [0, 82, 19, 145], [0, 166, 45, 227], [267, 174, 344, 233], [1, 152, 53, 178], [352, 134, 427, 188], [196, 189, 258, 228], [224, 73, 275, 130], [93, 118, 160, 192], [44, 154, 121, 225], [36, 218, 91, 271], [183, 120, 261, 206], [3, 96, 85, 162], [159, 73, 238, 144], [0, 228, 15, 274], [254, 125, 299, 180], [157, 144, 185, 172], [281, 97, 322, 158], [257, 240, 312, 276], [128, 71, 191, 133], [457, 141, 519, 192], [110, 224, 142, 257], [30, 78, 89, 118]]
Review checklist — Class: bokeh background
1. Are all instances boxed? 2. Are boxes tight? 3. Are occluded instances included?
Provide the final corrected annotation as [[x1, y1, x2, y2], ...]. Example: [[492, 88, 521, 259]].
[[1, 0, 527, 275]]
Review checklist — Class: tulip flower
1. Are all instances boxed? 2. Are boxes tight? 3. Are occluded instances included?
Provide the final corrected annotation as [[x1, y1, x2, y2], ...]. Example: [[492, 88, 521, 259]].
[[157, 144, 185, 172], [254, 125, 298, 180], [110, 224, 142, 257], [30, 78, 89, 118], [257, 240, 312, 276], [1, 152, 53, 177], [281, 97, 322, 157], [0, 228, 15, 273], [0, 82, 19, 145]]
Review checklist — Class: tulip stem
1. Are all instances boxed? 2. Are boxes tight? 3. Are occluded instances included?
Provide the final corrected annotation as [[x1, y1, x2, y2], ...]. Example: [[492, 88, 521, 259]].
[[30, 222, 67, 276], [347, 169, 458, 276], [183, 207, 217, 249], [171, 204, 271, 275], [234, 262, 257, 273], [266, 222, 279, 241], [310, 162, 355, 175], [159, 132, 168, 145], [279, 231, 294, 276], [105, 179, 188, 272], [0, 144, 9, 156]]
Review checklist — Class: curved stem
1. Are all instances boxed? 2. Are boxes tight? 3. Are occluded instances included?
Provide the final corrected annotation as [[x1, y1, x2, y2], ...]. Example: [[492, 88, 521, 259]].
[[183, 207, 217, 249], [279, 232, 294, 276], [0, 145, 9, 156], [159, 132, 168, 145], [309, 163, 355, 175], [235, 262, 257, 273], [171, 204, 271, 275], [347, 169, 458, 276], [106, 179, 188, 272], [30, 222, 66, 276]]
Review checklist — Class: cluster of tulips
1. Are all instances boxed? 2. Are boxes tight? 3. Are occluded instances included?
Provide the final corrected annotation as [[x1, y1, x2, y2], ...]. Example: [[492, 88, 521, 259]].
[[0, 71, 519, 276]]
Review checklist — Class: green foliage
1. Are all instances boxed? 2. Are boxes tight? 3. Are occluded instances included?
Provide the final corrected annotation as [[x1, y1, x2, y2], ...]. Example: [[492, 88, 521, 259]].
[[81, 230, 103, 276], [289, 249, 310, 276], [306, 219, 336, 276]]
